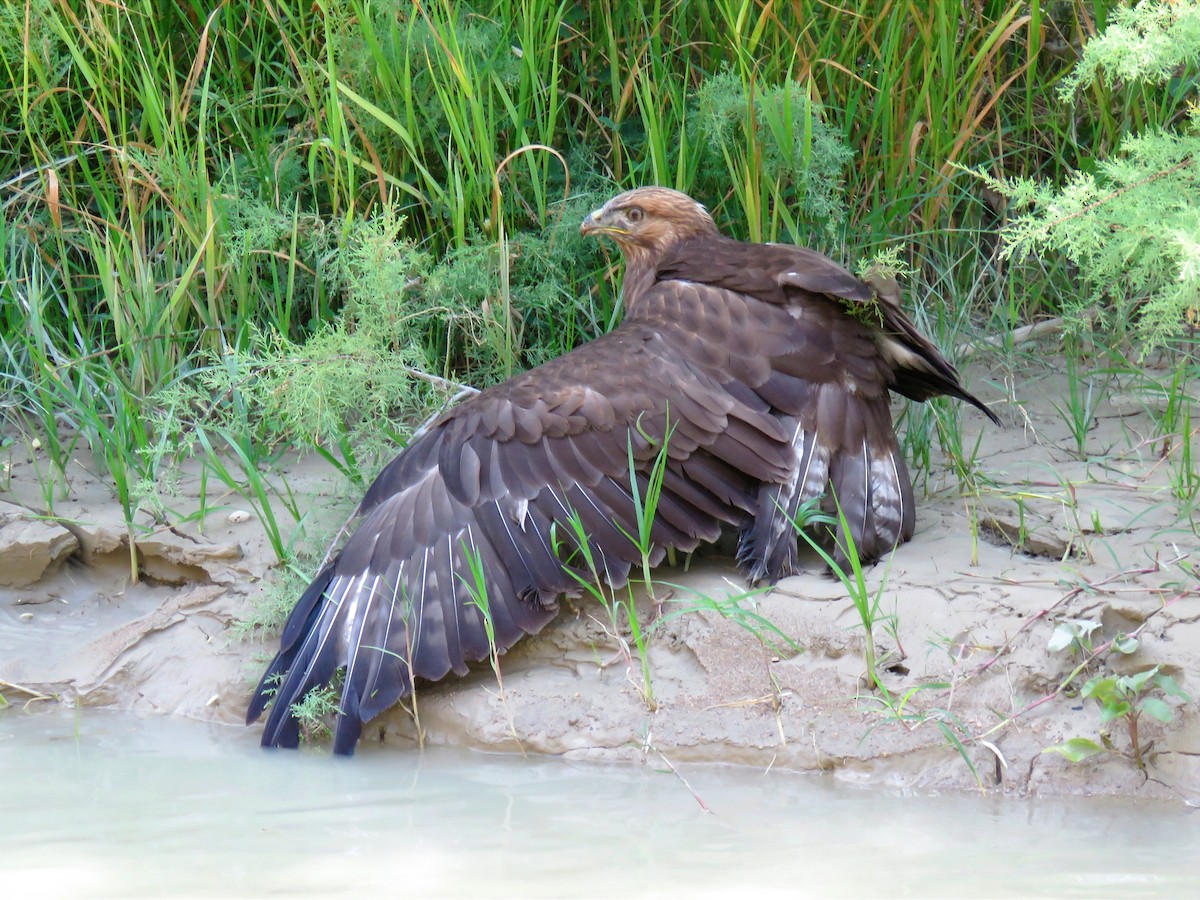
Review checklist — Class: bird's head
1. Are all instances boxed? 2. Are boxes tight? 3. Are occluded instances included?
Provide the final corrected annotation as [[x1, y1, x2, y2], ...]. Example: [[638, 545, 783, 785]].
[[581, 187, 718, 260]]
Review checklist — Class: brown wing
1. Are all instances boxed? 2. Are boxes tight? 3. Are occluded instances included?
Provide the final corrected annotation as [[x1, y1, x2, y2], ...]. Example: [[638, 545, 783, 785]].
[[247, 321, 793, 754], [648, 235, 997, 578], [656, 235, 1000, 419]]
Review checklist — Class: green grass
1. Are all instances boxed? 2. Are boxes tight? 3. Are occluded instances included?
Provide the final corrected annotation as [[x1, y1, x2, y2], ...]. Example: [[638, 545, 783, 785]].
[[552, 429, 668, 712], [2, 1, 1149, 480], [790, 497, 893, 692], [461, 537, 524, 750]]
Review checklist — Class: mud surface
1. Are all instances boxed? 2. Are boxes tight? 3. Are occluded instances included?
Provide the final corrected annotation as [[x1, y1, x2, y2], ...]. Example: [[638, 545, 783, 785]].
[[2, 356, 1197, 802]]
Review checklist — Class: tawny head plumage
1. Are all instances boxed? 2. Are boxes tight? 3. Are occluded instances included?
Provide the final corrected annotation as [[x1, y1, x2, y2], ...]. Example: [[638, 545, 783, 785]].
[[581, 187, 719, 258]]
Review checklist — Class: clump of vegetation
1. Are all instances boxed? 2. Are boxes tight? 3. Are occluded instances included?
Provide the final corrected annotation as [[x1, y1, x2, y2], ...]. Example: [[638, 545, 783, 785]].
[[789, 498, 988, 789], [1041, 611, 1192, 771], [1048, 664, 1191, 770], [232, 565, 317, 642], [554, 428, 676, 712], [983, 1, 1200, 351], [693, 70, 854, 242], [1047, 618, 1106, 657], [214, 209, 436, 435], [289, 681, 344, 746]]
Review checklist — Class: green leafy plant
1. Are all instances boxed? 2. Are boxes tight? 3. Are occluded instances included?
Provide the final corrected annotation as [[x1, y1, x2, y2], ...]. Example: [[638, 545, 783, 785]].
[[1049, 355, 1103, 460], [693, 69, 853, 242], [789, 494, 994, 786], [1043, 614, 1192, 771], [607, 419, 678, 709], [550, 420, 679, 712], [289, 681, 342, 747], [1047, 665, 1191, 769], [984, 1, 1200, 352], [1167, 396, 1199, 512], [555, 504, 655, 712], [864, 679, 987, 788], [651, 584, 802, 659], [232, 565, 315, 642], [1046, 618, 1104, 657], [195, 426, 306, 566]]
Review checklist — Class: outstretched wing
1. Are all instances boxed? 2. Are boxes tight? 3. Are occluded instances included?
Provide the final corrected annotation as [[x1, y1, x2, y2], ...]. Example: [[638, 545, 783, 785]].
[[247, 323, 793, 754]]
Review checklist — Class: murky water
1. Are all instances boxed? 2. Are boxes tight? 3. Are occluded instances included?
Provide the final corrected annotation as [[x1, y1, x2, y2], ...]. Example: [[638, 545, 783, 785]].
[[2, 710, 1195, 898]]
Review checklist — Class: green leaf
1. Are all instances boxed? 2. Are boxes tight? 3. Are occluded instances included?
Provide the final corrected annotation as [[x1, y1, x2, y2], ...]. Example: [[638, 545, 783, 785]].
[[1121, 667, 1160, 694], [1048, 619, 1101, 653], [1047, 622, 1078, 653], [1082, 675, 1118, 703], [1111, 633, 1139, 654], [1044, 738, 1106, 763], [1098, 699, 1133, 723], [1140, 697, 1174, 723], [1154, 674, 1192, 701], [935, 720, 982, 788]]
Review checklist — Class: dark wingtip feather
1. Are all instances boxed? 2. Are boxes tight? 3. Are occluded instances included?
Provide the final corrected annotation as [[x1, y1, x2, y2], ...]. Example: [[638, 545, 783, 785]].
[[333, 701, 363, 756], [974, 393, 1003, 426], [944, 383, 1002, 427], [245, 564, 336, 726]]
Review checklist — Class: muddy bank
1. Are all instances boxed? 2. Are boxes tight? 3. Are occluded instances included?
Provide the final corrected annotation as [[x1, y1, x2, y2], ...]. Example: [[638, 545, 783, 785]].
[[2, 359, 1197, 803]]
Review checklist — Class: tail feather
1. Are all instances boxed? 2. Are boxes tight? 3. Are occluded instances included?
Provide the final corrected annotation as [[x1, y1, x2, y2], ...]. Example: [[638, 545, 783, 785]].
[[825, 398, 915, 567], [739, 390, 918, 581], [738, 419, 829, 583], [826, 439, 872, 564]]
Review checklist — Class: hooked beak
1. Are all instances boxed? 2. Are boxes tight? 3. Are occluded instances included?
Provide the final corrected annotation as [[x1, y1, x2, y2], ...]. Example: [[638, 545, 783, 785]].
[[580, 209, 605, 236], [581, 203, 627, 238]]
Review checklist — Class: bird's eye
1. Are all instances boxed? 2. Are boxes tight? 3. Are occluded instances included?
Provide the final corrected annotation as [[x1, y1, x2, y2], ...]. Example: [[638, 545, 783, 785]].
[[626, 206, 644, 224]]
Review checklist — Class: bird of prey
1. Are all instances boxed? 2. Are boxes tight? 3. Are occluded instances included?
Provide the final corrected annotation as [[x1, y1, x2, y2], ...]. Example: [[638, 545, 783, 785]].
[[247, 186, 998, 754]]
